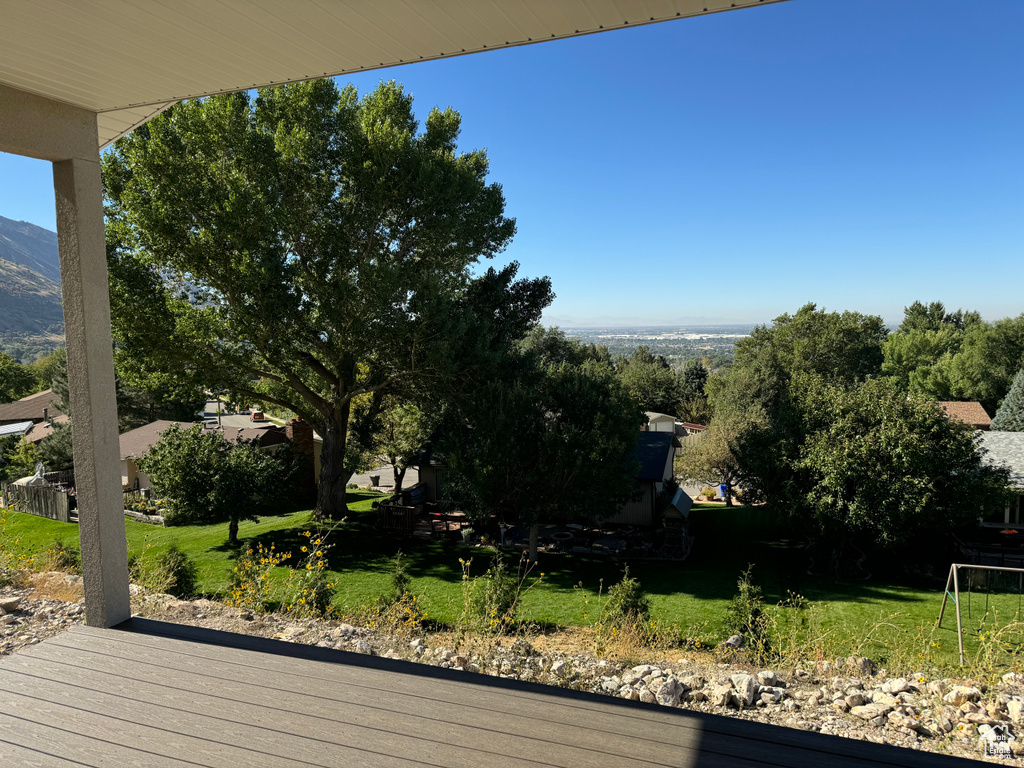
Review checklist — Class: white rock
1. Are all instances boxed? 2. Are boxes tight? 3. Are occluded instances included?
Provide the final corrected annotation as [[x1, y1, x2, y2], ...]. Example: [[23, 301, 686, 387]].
[[550, 659, 569, 676], [881, 678, 910, 694], [942, 686, 982, 706], [730, 673, 759, 706], [851, 702, 893, 721], [1008, 698, 1024, 724], [656, 677, 686, 707], [639, 688, 657, 704], [757, 670, 778, 687]]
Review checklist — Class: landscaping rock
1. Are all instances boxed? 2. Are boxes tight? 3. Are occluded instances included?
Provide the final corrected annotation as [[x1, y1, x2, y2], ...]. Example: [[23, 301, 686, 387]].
[[851, 702, 894, 721], [712, 684, 734, 708], [0, 598, 20, 613], [757, 670, 777, 687], [730, 673, 759, 706], [881, 678, 910, 694], [656, 677, 686, 707], [943, 686, 982, 707]]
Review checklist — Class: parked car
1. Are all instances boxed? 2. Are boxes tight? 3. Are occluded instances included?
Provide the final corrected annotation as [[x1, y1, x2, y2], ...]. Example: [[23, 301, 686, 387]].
[[250, 410, 265, 422]]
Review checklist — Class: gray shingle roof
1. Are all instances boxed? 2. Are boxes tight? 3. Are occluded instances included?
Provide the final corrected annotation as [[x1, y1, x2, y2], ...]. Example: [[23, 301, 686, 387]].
[[980, 431, 1024, 489], [633, 431, 679, 483], [0, 389, 62, 423]]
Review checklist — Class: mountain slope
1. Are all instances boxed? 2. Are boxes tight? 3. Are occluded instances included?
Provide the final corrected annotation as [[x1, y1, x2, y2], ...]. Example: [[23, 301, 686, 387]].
[[0, 216, 64, 337], [0, 215, 61, 283]]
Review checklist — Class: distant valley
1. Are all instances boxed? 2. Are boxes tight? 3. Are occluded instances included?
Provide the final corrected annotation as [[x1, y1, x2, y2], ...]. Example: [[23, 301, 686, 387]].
[[564, 325, 752, 368], [0, 215, 64, 360]]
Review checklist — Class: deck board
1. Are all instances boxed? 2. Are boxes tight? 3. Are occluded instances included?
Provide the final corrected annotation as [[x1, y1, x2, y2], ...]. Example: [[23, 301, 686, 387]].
[[0, 622, 988, 767]]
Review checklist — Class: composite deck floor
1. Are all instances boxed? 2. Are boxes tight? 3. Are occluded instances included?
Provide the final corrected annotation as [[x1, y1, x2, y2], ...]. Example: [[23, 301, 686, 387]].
[[0, 619, 988, 767]]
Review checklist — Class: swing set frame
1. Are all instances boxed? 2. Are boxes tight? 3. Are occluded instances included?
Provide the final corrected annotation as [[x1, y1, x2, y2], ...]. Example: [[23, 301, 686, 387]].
[[938, 562, 1024, 665]]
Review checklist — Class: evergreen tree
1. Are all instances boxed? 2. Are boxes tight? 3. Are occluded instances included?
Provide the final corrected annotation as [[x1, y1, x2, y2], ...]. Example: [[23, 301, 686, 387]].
[[993, 368, 1024, 432]]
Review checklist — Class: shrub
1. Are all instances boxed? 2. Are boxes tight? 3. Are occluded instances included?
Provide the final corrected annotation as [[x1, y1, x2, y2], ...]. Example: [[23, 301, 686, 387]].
[[725, 564, 770, 660], [604, 566, 650, 626], [459, 555, 536, 634], [153, 543, 199, 597], [388, 550, 411, 604], [227, 542, 290, 612], [285, 529, 337, 618], [44, 540, 80, 574]]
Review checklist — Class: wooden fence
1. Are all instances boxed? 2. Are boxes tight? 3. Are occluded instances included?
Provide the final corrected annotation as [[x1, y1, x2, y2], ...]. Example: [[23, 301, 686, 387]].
[[1, 481, 73, 523]]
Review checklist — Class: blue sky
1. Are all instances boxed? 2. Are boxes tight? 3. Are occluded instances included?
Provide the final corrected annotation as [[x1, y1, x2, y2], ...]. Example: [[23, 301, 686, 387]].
[[2, 0, 1021, 327]]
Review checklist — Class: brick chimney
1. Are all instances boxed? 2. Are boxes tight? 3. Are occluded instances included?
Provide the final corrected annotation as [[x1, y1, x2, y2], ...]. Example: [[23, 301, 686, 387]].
[[285, 418, 317, 505], [285, 418, 315, 455]]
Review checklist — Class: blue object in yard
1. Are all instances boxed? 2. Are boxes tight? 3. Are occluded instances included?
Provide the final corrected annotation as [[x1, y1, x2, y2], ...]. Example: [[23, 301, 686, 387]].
[[719, 483, 728, 499]]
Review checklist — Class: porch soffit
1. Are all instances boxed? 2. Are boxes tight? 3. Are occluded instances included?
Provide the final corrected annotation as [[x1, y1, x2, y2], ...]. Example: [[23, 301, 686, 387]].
[[0, 0, 784, 148]]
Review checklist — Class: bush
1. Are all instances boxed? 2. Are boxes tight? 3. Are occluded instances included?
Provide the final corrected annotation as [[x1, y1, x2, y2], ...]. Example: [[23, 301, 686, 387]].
[[285, 529, 337, 619], [154, 544, 199, 597], [388, 550, 411, 604], [604, 566, 650, 626], [461, 555, 524, 634], [227, 542, 290, 612], [725, 565, 770, 660], [44, 540, 80, 574]]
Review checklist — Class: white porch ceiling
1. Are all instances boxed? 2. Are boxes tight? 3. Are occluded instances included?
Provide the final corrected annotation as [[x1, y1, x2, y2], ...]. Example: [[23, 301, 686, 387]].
[[0, 0, 784, 148]]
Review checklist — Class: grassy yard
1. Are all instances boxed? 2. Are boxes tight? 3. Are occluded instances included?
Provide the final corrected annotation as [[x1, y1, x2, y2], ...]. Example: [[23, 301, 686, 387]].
[[3, 496, 1022, 670]]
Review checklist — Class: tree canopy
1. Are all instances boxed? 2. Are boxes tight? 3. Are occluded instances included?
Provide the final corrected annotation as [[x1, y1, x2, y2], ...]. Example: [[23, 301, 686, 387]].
[[993, 369, 1024, 432], [138, 424, 296, 544], [441, 349, 641, 560], [104, 79, 551, 517]]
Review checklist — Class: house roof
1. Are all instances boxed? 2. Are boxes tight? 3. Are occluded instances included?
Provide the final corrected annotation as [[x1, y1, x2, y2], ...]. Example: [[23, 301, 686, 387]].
[[0, 1, 782, 149], [119, 420, 289, 460], [980, 431, 1024, 489], [23, 413, 71, 444], [633, 431, 680, 482], [0, 420, 34, 438], [680, 422, 708, 431], [940, 401, 992, 428], [645, 411, 676, 422], [0, 389, 63, 424]]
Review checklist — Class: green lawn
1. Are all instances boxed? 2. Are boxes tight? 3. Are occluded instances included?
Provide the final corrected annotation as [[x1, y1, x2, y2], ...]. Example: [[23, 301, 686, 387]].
[[3, 496, 1021, 670]]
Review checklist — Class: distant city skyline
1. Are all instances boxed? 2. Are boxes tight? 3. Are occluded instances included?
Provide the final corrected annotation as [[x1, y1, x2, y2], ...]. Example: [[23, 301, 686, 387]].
[[1, 0, 1021, 328]]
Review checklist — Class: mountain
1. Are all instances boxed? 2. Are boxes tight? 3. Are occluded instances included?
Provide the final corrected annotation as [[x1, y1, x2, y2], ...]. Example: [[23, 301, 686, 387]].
[[0, 215, 61, 283], [0, 216, 64, 339]]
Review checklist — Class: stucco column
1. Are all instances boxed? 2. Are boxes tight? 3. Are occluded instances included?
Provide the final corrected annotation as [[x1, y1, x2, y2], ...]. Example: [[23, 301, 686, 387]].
[[53, 155, 131, 627]]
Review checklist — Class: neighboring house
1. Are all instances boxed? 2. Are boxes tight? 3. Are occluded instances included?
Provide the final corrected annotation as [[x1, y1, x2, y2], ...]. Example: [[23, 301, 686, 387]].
[[679, 422, 707, 436], [118, 420, 292, 491], [643, 411, 677, 433], [940, 401, 992, 431], [605, 431, 681, 527], [978, 431, 1024, 528], [0, 389, 63, 426]]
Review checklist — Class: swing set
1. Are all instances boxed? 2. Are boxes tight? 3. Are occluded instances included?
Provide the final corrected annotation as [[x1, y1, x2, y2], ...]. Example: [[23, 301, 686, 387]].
[[938, 563, 1024, 665]]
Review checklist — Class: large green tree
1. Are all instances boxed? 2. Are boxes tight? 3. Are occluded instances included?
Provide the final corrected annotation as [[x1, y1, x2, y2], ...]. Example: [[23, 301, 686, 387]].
[[442, 352, 641, 561], [616, 346, 683, 416], [795, 377, 1011, 552], [104, 80, 550, 518], [0, 352, 36, 402], [735, 303, 888, 385]]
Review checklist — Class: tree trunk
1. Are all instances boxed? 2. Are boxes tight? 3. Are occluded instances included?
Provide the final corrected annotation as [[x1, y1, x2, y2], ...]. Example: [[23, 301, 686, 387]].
[[228, 515, 239, 546], [393, 464, 406, 495], [724, 483, 733, 507], [314, 403, 352, 520], [528, 523, 539, 564]]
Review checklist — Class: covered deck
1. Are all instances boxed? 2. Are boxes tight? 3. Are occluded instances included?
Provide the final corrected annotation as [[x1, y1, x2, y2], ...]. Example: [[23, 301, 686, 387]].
[[0, 620, 983, 767]]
